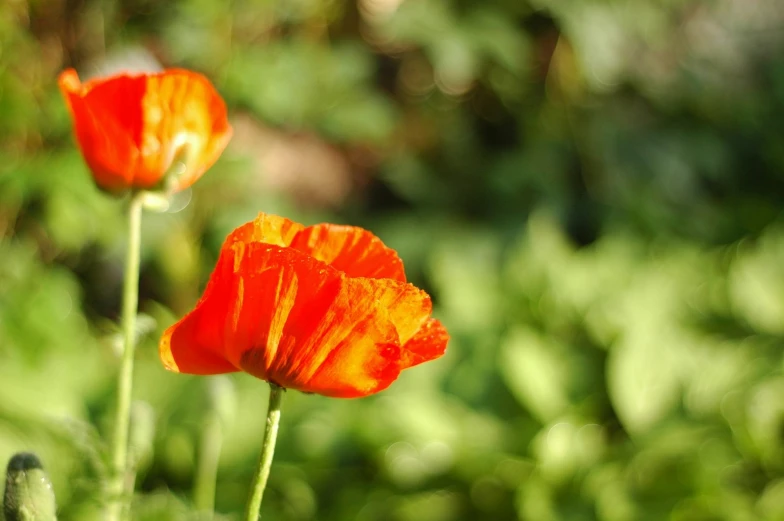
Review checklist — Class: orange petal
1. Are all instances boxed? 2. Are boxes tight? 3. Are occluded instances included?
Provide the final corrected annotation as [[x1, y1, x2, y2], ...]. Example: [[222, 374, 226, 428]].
[[141, 69, 232, 191], [161, 242, 343, 377], [369, 279, 432, 345], [160, 213, 448, 398], [274, 278, 404, 397], [400, 318, 449, 369], [59, 69, 146, 191], [160, 237, 265, 374], [226, 212, 304, 249], [58, 68, 231, 193], [290, 224, 406, 281], [159, 252, 240, 374], [294, 279, 440, 396]]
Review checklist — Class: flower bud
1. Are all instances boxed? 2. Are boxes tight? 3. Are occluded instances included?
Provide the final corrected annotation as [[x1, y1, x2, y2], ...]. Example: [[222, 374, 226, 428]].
[[3, 452, 57, 521]]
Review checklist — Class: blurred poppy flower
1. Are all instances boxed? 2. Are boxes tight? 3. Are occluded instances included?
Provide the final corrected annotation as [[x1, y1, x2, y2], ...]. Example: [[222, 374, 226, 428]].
[[160, 213, 448, 398], [58, 68, 232, 193]]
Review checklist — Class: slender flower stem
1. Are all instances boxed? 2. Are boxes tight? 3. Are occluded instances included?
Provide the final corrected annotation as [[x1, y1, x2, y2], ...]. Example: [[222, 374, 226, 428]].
[[106, 192, 145, 521], [244, 384, 284, 521]]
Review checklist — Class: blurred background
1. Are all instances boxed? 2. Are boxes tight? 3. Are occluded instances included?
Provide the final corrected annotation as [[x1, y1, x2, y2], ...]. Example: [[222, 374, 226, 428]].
[[2, 0, 784, 519]]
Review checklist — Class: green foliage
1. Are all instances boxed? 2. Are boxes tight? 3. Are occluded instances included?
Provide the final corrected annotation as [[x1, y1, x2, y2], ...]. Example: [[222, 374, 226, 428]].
[[2, 0, 784, 519]]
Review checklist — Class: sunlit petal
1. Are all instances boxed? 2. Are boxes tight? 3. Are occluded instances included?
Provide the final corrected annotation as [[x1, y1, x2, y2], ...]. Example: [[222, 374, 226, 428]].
[[58, 68, 231, 193], [400, 318, 449, 369], [290, 224, 406, 281], [159, 212, 448, 398]]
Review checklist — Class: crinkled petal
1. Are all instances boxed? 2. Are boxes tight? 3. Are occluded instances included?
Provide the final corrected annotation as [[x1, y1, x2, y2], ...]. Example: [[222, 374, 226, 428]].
[[161, 240, 407, 397], [400, 318, 449, 369], [226, 213, 304, 248], [278, 278, 404, 398], [290, 223, 406, 282], [159, 213, 449, 398], [272, 278, 435, 397], [367, 279, 432, 345], [161, 242, 342, 377]]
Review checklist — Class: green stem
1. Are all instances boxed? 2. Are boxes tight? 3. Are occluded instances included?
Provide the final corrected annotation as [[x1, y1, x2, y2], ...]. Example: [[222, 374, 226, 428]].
[[244, 384, 284, 521], [193, 410, 223, 514], [106, 192, 145, 521]]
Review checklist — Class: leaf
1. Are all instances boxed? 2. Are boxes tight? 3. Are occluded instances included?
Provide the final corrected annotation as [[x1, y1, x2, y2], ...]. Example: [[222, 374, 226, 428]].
[[500, 327, 570, 423], [607, 329, 681, 436], [729, 227, 784, 335]]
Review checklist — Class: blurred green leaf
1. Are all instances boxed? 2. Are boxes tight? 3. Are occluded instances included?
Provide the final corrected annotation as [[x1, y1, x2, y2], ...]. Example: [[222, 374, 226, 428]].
[[500, 327, 570, 423]]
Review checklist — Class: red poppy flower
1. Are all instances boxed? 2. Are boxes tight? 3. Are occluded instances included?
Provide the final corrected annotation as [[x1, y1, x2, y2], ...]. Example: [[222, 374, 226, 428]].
[[159, 213, 449, 398], [58, 68, 232, 193]]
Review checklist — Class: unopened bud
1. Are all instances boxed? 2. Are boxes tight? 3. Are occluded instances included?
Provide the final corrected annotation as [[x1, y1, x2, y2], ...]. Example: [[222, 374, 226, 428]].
[[3, 452, 57, 521]]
